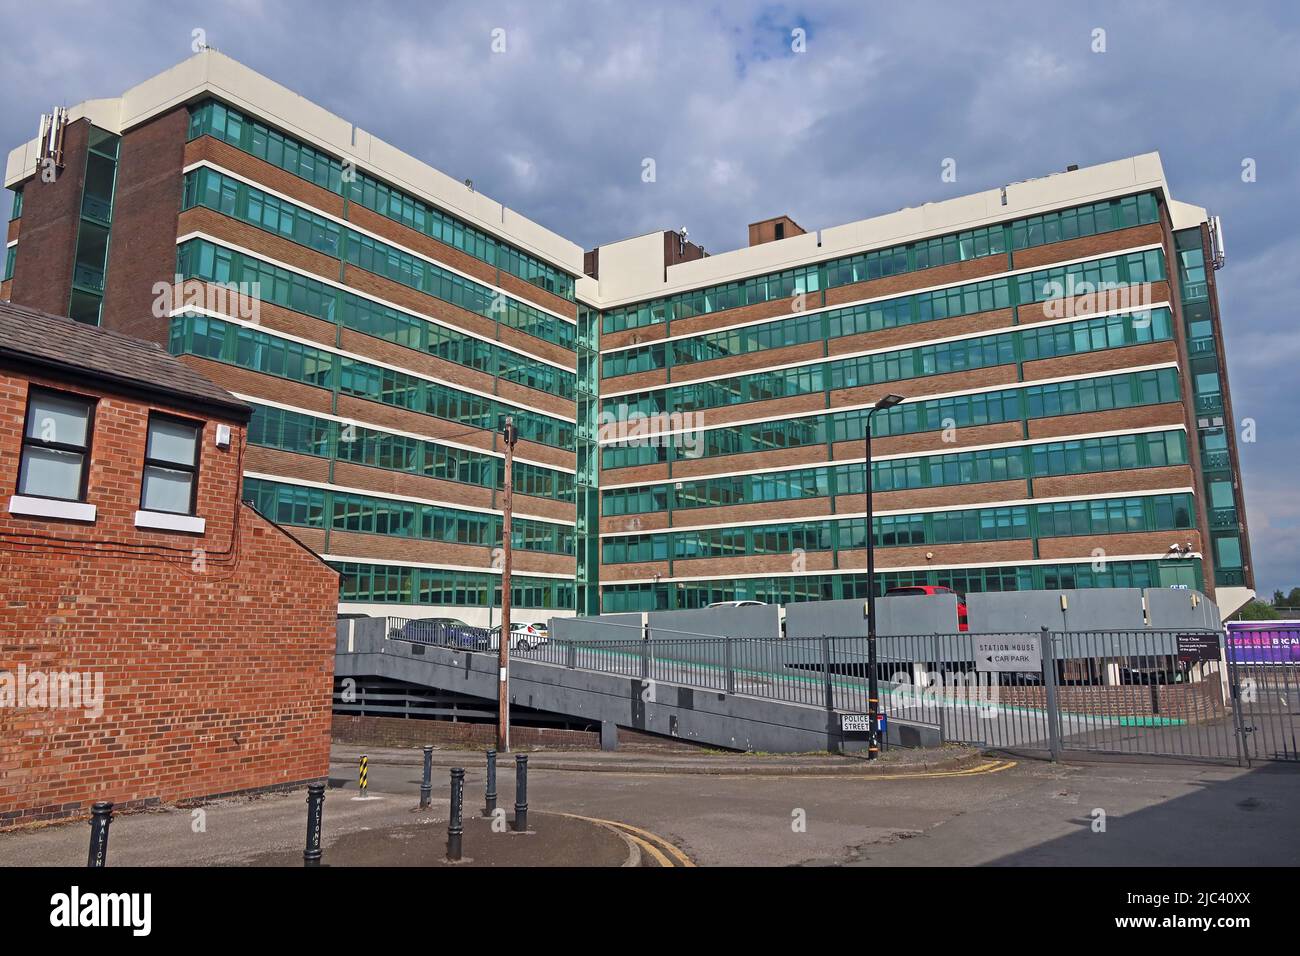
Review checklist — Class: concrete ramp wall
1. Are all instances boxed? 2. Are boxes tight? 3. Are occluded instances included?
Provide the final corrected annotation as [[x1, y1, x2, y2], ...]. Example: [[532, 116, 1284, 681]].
[[336, 619, 940, 754]]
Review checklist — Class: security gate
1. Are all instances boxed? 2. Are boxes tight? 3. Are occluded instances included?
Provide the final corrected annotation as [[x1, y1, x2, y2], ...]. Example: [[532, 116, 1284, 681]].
[[880, 629, 1241, 763], [1225, 622, 1300, 763]]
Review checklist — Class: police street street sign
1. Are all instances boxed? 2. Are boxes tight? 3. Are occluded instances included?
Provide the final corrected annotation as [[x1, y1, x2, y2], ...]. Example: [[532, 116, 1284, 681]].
[[975, 635, 1042, 673], [841, 713, 872, 736]]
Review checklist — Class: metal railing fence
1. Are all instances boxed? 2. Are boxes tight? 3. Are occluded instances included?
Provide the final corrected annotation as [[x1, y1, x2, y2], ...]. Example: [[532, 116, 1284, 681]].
[[380, 620, 1279, 762]]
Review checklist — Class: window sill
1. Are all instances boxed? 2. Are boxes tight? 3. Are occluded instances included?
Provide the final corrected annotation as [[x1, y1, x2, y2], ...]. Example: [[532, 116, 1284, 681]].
[[134, 510, 206, 534], [8, 495, 96, 522]]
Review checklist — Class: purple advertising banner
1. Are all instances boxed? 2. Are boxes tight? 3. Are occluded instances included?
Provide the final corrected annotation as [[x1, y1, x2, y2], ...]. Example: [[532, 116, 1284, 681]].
[[1225, 622, 1300, 665]]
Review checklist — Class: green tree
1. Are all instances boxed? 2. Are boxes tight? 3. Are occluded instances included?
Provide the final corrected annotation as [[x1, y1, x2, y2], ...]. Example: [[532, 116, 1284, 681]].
[[1239, 600, 1281, 621]]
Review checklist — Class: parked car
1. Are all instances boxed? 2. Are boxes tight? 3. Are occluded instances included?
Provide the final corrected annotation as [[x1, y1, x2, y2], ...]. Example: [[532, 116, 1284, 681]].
[[706, 600, 768, 608], [884, 585, 969, 632], [477, 622, 549, 651], [389, 617, 479, 647]]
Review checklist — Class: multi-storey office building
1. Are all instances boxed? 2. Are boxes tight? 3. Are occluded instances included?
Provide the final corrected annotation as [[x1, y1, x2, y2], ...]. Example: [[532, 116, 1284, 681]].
[[3, 51, 1255, 621], [587, 160, 1253, 616], [3, 51, 584, 626]]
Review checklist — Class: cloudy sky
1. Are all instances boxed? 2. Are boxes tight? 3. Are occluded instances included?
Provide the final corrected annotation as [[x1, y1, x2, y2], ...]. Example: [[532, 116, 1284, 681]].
[[3, 0, 1297, 597]]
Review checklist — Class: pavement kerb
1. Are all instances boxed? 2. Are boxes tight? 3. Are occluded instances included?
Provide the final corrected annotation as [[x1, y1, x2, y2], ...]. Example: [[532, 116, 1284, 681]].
[[611, 826, 642, 868], [553, 812, 695, 867], [527, 809, 644, 868]]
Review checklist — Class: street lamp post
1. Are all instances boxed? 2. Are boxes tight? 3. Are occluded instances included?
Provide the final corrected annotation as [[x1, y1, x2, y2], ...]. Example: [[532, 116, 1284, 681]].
[[498, 416, 518, 753], [863, 393, 904, 760]]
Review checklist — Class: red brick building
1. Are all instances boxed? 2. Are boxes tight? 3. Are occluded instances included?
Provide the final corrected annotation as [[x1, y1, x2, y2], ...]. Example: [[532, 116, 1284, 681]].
[[0, 300, 338, 826]]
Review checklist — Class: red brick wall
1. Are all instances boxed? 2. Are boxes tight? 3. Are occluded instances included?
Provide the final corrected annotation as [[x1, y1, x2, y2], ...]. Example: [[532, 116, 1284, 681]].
[[332, 714, 598, 750], [7, 119, 90, 317], [993, 680, 1226, 721], [100, 107, 188, 342], [0, 368, 339, 826]]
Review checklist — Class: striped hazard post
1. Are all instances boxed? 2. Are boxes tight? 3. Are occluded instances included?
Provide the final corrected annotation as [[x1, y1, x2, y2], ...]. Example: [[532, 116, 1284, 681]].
[[358, 754, 369, 795]]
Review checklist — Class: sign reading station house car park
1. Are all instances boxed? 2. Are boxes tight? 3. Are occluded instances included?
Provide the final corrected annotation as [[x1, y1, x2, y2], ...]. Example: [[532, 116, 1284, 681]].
[[974, 635, 1042, 673]]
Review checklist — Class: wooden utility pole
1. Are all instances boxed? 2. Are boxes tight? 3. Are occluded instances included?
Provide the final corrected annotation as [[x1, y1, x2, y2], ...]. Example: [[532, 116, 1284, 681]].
[[497, 416, 518, 752]]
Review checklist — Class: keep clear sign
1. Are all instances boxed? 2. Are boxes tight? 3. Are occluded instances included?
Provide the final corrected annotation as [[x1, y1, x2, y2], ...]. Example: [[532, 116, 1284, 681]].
[[975, 635, 1042, 673]]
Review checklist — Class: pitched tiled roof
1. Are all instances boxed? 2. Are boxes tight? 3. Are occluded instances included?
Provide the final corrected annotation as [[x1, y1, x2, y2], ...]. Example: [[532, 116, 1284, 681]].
[[0, 300, 250, 420]]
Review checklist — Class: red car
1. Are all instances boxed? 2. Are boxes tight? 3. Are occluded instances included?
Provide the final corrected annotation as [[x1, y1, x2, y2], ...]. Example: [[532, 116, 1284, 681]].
[[884, 585, 969, 631]]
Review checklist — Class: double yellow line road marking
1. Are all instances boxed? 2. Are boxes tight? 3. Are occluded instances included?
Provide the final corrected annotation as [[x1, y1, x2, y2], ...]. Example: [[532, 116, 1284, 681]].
[[559, 813, 695, 867], [782, 757, 1017, 780], [558, 759, 1016, 866]]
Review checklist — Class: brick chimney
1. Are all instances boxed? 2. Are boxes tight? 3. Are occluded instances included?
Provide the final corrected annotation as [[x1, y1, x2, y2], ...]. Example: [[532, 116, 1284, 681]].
[[748, 215, 806, 247]]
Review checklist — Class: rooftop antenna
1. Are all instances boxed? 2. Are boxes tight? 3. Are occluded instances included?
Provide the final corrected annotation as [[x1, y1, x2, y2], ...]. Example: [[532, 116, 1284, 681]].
[[38, 107, 68, 170], [1210, 215, 1226, 269]]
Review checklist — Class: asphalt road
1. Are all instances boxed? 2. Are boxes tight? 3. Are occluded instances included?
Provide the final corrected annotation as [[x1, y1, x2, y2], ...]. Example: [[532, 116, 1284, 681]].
[[2, 750, 1295, 867], [341, 753, 1300, 866]]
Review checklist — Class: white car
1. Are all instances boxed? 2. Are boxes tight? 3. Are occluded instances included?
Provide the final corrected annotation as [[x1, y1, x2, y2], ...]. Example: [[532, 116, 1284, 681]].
[[706, 600, 768, 608], [478, 622, 549, 651]]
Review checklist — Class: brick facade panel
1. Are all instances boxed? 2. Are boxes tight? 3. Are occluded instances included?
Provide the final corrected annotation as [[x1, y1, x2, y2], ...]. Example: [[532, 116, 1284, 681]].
[[322, 529, 571, 576], [331, 393, 574, 471], [839, 539, 1037, 569], [865, 478, 1030, 513], [601, 366, 669, 393], [599, 462, 670, 487], [1027, 403, 1186, 441], [331, 714, 598, 750], [8, 119, 89, 317], [668, 495, 834, 530], [244, 446, 332, 484], [180, 356, 334, 415], [1009, 223, 1165, 271], [662, 444, 828, 481], [599, 323, 667, 352], [342, 265, 575, 369], [669, 340, 827, 384], [0, 368, 337, 826], [822, 256, 1011, 311], [1022, 341, 1178, 382], [1036, 529, 1202, 562], [185, 137, 346, 217], [1017, 281, 1174, 327], [101, 108, 188, 343], [601, 511, 670, 535], [1033, 465, 1194, 500]]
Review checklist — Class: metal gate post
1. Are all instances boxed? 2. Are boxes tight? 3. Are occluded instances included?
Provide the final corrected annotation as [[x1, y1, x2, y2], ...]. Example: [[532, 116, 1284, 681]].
[[724, 637, 736, 695], [1225, 635, 1250, 768], [821, 636, 834, 710], [932, 633, 945, 744], [1040, 627, 1062, 762]]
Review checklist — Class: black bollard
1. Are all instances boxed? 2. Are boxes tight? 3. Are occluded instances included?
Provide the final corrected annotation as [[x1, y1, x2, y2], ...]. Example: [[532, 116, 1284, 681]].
[[419, 746, 433, 810], [483, 749, 497, 817], [513, 754, 529, 832], [86, 801, 113, 868], [303, 783, 325, 867], [447, 768, 465, 861]]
